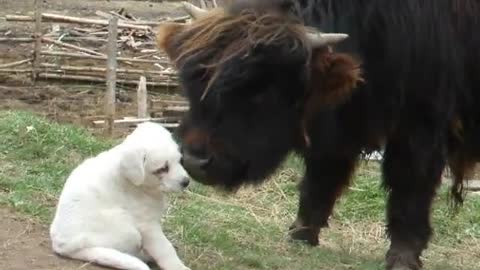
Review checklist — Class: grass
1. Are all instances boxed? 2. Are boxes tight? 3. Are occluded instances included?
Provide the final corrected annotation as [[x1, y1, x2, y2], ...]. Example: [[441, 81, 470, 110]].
[[0, 110, 479, 270]]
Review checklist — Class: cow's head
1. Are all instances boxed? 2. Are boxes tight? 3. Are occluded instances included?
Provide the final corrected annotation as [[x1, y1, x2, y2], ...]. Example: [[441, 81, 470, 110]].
[[156, 0, 362, 190]]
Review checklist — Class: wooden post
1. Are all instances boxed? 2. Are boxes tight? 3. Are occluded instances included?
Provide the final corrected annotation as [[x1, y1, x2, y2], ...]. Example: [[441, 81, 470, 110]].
[[105, 17, 118, 136], [33, 0, 43, 81], [137, 76, 148, 118]]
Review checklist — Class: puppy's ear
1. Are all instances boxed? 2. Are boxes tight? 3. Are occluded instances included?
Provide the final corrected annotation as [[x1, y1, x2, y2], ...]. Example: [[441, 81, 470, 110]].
[[155, 23, 185, 60], [120, 146, 146, 186]]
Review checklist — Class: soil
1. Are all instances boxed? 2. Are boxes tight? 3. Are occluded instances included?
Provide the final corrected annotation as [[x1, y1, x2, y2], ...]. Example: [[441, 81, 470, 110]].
[[0, 207, 106, 270], [0, 1, 189, 269], [0, 1, 479, 268]]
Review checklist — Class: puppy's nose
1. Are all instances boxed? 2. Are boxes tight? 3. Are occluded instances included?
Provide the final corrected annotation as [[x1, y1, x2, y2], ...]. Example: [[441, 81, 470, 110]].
[[181, 177, 190, 188]]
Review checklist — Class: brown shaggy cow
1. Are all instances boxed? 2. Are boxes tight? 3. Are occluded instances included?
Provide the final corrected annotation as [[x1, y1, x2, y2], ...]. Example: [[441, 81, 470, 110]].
[[156, 0, 479, 269]]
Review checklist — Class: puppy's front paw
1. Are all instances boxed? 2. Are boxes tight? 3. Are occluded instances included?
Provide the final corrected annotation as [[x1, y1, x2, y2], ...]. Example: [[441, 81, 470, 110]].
[[161, 262, 191, 270], [166, 265, 190, 270], [177, 265, 191, 270]]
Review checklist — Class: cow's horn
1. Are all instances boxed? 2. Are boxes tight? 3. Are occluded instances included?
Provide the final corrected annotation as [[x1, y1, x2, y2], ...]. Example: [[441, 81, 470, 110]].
[[307, 32, 349, 47], [182, 1, 208, 19]]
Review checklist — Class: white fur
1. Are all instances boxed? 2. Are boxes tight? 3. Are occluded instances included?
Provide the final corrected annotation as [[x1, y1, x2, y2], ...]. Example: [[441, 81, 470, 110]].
[[50, 122, 191, 270]]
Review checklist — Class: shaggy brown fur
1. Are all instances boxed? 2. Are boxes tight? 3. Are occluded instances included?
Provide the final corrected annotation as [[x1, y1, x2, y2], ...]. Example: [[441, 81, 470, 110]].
[[156, 23, 186, 60], [309, 49, 363, 107], [157, 9, 312, 100]]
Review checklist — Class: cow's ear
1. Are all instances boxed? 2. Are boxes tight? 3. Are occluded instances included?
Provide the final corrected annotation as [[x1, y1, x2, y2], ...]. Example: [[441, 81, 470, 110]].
[[309, 47, 363, 106], [156, 23, 186, 60]]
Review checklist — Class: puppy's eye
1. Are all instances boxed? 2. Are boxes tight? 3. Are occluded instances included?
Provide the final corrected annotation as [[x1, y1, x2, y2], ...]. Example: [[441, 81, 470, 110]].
[[154, 162, 169, 175]]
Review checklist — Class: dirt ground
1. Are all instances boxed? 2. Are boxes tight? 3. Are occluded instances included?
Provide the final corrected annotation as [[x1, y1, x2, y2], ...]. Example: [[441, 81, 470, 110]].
[[0, 208, 107, 270], [0, 1, 479, 269], [0, 1, 188, 269], [0, 0, 188, 137]]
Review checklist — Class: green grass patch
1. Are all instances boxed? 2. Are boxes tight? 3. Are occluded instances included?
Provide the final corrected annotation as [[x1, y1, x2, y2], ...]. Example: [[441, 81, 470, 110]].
[[0, 111, 114, 221], [0, 110, 479, 269]]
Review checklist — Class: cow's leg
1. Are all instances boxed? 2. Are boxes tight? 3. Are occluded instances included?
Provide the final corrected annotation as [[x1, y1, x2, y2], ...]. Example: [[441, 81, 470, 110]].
[[382, 127, 446, 270], [289, 154, 357, 246]]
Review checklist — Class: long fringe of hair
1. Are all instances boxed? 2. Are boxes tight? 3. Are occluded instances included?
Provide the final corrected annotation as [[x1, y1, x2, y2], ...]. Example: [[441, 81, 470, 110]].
[[172, 9, 313, 99]]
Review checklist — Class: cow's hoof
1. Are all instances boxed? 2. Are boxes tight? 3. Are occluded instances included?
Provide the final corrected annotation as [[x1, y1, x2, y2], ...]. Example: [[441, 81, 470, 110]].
[[288, 221, 319, 246], [386, 248, 421, 270], [390, 266, 414, 270]]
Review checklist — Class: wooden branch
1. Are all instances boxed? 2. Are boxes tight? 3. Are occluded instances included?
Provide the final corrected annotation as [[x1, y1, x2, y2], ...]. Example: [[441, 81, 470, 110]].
[[98, 11, 167, 26], [164, 15, 190, 23], [33, 0, 43, 81], [0, 38, 35, 42], [109, 11, 130, 21], [137, 76, 148, 118], [5, 15, 35, 22], [92, 117, 180, 129], [105, 17, 118, 136], [40, 51, 168, 64], [41, 37, 105, 56], [40, 63, 177, 77], [0, 37, 108, 43], [37, 73, 179, 87], [0, 59, 33, 68], [6, 13, 151, 30], [152, 99, 188, 107], [164, 106, 189, 112], [62, 36, 108, 42], [140, 49, 157, 53], [0, 68, 33, 73], [88, 31, 109, 36], [43, 13, 152, 30], [151, 98, 188, 103], [72, 27, 102, 34], [5, 13, 188, 27], [95, 10, 114, 20]]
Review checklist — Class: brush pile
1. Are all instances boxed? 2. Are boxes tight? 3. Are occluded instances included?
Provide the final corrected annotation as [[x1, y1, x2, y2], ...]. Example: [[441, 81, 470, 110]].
[[2, 8, 189, 88]]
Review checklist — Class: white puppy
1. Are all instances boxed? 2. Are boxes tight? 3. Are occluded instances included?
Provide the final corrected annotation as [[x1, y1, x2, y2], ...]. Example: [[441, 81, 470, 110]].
[[50, 122, 191, 270]]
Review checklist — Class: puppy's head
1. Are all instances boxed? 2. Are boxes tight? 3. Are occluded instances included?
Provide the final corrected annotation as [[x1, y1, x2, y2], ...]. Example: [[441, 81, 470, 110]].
[[120, 122, 190, 192]]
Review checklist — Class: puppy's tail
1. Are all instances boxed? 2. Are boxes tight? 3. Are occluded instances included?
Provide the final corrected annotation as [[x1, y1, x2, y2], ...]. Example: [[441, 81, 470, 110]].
[[68, 247, 151, 270]]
